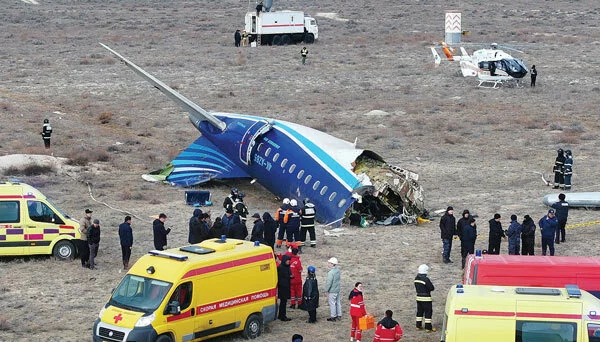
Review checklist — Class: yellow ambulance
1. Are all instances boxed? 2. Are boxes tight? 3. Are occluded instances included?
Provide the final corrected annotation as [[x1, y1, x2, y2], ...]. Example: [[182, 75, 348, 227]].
[[93, 238, 278, 342], [442, 284, 600, 342], [0, 180, 80, 260]]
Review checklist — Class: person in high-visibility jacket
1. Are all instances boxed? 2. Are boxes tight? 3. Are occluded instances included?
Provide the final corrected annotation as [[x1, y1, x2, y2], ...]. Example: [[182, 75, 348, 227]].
[[284, 199, 301, 247], [275, 198, 290, 248], [414, 264, 436, 332], [349, 282, 367, 342], [373, 310, 403, 342], [300, 198, 317, 248]]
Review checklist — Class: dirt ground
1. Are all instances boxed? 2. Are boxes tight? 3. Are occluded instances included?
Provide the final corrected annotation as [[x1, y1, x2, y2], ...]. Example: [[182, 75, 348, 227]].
[[1, 0, 600, 341]]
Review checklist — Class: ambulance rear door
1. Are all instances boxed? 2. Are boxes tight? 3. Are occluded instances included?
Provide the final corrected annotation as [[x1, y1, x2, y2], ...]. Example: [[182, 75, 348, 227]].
[[0, 199, 24, 255], [25, 199, 66, 255]]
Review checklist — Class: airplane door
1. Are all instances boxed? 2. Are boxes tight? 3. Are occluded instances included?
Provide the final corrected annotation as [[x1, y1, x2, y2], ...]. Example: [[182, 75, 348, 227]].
[[239, 120, 272, 165], [0, 200, 24, 255]]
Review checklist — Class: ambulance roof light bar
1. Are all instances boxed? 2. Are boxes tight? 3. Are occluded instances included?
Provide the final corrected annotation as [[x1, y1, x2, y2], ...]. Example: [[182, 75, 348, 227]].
[[565, 284, 581, 298], [149, 250, 188, 261]]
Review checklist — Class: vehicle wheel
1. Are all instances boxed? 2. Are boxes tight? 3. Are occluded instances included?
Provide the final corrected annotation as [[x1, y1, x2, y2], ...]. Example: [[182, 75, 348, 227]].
[[272, 35, 281, 46], [304, 34, 314, 44], [155, 334, 173, 342], [53, 240, 75, 260], [281, 35, 291, 45], [243, 313, 263, 339]]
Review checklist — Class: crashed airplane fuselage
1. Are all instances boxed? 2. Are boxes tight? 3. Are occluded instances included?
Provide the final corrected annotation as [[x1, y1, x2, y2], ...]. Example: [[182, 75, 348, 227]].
[[101, 44, 425, 226]]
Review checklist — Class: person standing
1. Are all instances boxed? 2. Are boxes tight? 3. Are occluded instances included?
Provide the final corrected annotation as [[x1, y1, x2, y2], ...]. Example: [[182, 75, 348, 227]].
[[487, 213, 505, 255], [234, 196, 249, 226], [289, 247, 303, 309], [242, 30, 249, 47], [275, 198, 290, 248], [553, 148, 566, 189], [78, 208, 93, 268], [118, 216, 133, 270], [325, 257, 342, 322], [530, 65, 537, 87], [41, 118, 52, 149], [262, 212, 277, 250], [88, 219, 101, 270], [456, 209, 471, 264], [250, 213, 265, 244], [506, 215, 522, 255], [302, 265, 319, 323], [188, 208, 202, 244], [222, 208, 240, 236], [349, 282, 367, 342], [152, 213, 170, 250], [460, 218, 477, 269], [414, 264, 436, 333], [539, 209, 558, 256], [209, 217, 225, 239], [300, 47, 309, 65], [223, 188, 239, 211], [373, 310, 403, 342], [521, 215, 536, 255], [300, 198, 317, 248], [564, 150, 573, 190], [277, 255, 293, 321], [292, 334, 303, 342], [552, 193, 569, 244], [234, 29, 241, 47], [439, 206, 456, 264], [284, 199, 301, 249]]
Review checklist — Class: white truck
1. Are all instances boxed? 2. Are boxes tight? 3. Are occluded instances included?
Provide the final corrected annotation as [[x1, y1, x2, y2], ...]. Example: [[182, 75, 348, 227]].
[[245, 10, 318, 46]]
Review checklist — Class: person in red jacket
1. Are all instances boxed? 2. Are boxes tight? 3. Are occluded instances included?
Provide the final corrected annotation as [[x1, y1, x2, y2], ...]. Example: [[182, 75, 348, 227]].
[[289, 246, 303, 309], [349, 282, 367, 342], [373, 310, 403, 342]]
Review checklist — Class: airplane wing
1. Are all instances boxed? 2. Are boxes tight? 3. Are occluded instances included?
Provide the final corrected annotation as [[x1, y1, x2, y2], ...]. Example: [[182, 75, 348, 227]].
[[143, 136, 250, 186]]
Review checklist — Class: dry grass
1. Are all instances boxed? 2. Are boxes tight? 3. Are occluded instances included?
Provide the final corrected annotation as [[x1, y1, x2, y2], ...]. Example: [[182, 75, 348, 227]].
[[98, 112, 113, 124], [3, 164, 55, 176]]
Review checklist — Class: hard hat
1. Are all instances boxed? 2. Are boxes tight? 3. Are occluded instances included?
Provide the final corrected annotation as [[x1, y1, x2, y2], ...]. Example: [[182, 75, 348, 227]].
[[418, 264, 430, 274], [290, 199, 297, 206], [557, 148, 564, 154], [283, 198, 290, 204], [565, 150, 572, 155], [231, 188, 238, 195], [328, 257, 338, 265], [43, 119, 49, 123], [307, 265, 316, 273]]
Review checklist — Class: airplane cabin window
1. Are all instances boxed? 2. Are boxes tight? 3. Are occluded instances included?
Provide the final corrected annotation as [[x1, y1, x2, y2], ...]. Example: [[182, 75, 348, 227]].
[[320, 186, 328, 196], [313, 180, 320, 190], [273, 153, 279, 162], [289, 164, 296, 173], [257, 143, 263, 152], [281, 159, 288, 168], [304, 175, 312, 184], [265, 148, 271, 157], [329, 192, 336, 201], [297, 170, 304, 179], [338, 199, 347, 208]]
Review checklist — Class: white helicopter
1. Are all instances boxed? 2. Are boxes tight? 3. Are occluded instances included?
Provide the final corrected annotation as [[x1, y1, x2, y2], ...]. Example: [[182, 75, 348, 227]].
[[431, 42, 529, 88]]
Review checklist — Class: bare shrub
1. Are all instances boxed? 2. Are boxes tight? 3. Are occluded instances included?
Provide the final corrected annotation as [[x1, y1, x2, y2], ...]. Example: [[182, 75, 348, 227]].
[[235, 53, 246, 66], [89, 149, 110, 162], [0, 101, 14, 111], [557, 133, 580, 145], [79, 58, 92, 65], [98, 112, 113, 124], [120, 189, 145, 201], [443, 134, 463, 145], [3, 164, 56, 176], [548, 122, 563, 131], [0, 315, 10, 331], [100, 57, 116, 65], [504, 151, 521, 160], [66, 152, 89, 166]]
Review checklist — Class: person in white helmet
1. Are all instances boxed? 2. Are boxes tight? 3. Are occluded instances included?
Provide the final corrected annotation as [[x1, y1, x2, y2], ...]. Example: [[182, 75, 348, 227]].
[[414, 264, 436, 332], [325, 257, 342, 321], [275, 198, 291, 248], [284, 199, 301, 249]]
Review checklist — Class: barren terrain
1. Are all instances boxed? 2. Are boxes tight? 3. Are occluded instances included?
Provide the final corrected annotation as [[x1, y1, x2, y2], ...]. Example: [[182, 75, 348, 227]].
[[1, 1, 600, 341]]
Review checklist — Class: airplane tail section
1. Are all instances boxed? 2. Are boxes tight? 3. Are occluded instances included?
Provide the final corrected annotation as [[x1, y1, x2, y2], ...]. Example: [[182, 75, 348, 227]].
[[143, 136, 250, 186], [460, 60, 479, 77], [100, 43, 227, 131], [460, 47, 469, 59], [431, 47, 441, 65]]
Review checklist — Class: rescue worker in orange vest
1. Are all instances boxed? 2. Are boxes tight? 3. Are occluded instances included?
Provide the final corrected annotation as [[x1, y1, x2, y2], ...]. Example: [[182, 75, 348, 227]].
[[349, 282, 367, 342], [288, 246, 303, 309], [414, 264, 436, 333], [275, 198, 290, 248], [373, 310, 403, 342], [299, 198, 317, 248], [284, 199, 301, 249]]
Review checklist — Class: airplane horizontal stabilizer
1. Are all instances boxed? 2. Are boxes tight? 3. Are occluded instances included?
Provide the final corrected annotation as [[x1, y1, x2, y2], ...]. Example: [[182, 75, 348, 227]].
[[149, 136, 250, 186]]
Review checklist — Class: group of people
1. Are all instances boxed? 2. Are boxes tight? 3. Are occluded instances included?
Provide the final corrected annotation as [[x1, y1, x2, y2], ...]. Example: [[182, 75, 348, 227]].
[[440, 193, 570, 267], [277, 253, 409, 342], [553, 148, 574, 190], [234, 29, 250, 47]]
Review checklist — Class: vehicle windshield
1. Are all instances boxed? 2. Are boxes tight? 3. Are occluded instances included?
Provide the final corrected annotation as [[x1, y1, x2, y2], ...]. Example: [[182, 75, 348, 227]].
[[109, 275, 172, 314]]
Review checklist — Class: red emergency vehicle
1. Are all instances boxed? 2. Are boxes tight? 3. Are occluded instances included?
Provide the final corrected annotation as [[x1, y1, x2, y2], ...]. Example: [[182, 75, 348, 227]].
[[463, 253, 600, 299]]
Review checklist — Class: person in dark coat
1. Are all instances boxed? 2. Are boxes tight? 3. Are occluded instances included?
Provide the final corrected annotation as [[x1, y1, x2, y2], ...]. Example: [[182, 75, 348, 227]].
[[250, 213, 265, 243], [564, 150, 573, 190], [234, 29, 241, 47], [302, 265, 319, 323], [551, 193, 569, 244], [521, 215, 536, 255], [539, 209, 558, 256], [209, 217, 226, 239], [457, 209, 471, 264], [188, 208, 202, 244], [530, 65, 537, 87], [414, 264, 436, 332], [263, 212, 277, 250], [506, 215, 522, 255], [41, 118, 52, 149], [118, 216, 133, 270], [153, 213, 170, 250], [277, 255, 293, 321], [553, 148, 566, 189], [439, 206, 456, 263], [228, 221, 248, 240], [88, 219, 101, 270], [488, 213, 505, 254], [460, 218, 477, 269]]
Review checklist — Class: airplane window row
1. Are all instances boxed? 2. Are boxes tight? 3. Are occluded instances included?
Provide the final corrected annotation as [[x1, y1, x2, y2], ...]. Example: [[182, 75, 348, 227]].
[[257, 139, 344, 207]]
